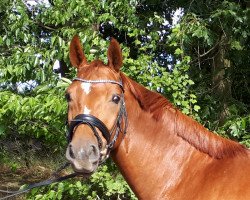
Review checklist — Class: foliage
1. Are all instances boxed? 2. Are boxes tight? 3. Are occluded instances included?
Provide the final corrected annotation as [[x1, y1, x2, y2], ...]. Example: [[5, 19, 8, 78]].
[[0, 81, 67, 147], [167, 0, 250, 146], [0, 0, 249, 199]]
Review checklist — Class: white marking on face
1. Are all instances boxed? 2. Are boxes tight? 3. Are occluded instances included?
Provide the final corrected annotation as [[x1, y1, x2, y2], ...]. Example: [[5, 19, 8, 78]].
[[83, 106, 91, 114], [81, 82, 91, 94]]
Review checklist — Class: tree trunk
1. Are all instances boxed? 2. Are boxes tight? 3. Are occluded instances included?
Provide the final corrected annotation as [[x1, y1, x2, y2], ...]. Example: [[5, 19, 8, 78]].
[[212, 36, 232, 125]]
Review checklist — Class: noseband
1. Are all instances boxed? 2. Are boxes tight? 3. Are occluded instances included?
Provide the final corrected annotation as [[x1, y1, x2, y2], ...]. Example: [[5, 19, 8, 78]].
[[67, 77, 128, 161]]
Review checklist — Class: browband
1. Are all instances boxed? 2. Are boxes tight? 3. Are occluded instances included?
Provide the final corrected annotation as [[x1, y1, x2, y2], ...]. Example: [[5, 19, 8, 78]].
[[73, 77, 124, 91]]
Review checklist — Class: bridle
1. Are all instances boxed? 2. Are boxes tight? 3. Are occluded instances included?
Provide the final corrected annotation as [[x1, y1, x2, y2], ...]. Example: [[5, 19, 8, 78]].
[[0, 77, 128, 200], [67, 77, 128, 162]]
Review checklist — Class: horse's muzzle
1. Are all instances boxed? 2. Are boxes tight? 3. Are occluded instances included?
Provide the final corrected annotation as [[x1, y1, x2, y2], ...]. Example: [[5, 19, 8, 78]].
[[66, 141, 100, 174]]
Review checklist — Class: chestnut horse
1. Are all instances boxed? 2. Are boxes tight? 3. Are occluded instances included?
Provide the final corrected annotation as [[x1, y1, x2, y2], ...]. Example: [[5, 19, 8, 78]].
[[65, 36, 250, 200]]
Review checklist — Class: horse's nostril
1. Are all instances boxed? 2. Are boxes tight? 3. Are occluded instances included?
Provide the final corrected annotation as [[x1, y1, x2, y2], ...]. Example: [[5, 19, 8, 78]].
[[69, 144, 75, 159]]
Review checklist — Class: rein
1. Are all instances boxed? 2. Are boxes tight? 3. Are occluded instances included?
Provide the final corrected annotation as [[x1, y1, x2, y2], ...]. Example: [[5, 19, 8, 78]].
[[0, 163, 78, 200]]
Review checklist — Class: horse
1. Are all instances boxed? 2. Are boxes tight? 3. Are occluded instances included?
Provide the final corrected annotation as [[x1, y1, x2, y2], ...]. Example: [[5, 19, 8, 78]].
[[65, 35, 250, 200]]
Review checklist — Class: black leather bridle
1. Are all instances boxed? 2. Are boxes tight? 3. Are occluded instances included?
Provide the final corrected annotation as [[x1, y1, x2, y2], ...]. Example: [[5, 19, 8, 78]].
[[67, 77, 128, 161]]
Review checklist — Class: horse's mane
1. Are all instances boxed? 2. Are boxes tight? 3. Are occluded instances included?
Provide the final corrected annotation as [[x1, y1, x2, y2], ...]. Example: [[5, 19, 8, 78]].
[[121, 73, 247, 159], [121, 73, 174, 120]]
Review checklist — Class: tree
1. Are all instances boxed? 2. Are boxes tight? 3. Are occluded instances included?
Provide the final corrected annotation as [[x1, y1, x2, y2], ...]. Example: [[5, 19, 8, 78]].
[[0, 0, 249, 199], [168, 0, 250, 145]]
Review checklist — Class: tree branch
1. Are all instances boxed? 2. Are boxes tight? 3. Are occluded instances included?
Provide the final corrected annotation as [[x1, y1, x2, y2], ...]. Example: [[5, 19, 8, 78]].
[[199, 41, 219, 58], [34, 21, 58, 31]]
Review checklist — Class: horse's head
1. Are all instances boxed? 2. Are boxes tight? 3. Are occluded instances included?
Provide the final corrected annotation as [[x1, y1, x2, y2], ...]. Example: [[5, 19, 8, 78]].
[[65, 36, 127, 175]]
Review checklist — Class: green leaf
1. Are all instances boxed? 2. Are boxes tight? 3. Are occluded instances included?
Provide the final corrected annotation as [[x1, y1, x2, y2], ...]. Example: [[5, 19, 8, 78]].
[[194, 105, 201, 112], [0, 124, 6, 136], [230, 40, 243, 50], [174, 48, 183, 55]]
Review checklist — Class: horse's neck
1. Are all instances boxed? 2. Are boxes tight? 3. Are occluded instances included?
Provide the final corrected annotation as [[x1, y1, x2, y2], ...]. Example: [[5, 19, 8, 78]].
[[111, 75, 248, 199], [111, 98, 203, 199]]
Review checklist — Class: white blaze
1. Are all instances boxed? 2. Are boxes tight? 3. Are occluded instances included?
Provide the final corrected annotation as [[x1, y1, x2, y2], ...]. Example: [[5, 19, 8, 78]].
[[81, 82, 91, 94], [81, 82, 91, 114], [83, 106, 91, 114]]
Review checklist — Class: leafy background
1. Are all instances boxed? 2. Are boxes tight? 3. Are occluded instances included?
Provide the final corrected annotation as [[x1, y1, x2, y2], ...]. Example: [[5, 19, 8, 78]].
[[0, 0, 249, 199]]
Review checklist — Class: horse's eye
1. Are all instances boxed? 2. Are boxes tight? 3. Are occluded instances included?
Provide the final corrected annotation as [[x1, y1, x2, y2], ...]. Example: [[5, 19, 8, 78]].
[[65, 93, 71, 102], [112, 94, 120, 104]]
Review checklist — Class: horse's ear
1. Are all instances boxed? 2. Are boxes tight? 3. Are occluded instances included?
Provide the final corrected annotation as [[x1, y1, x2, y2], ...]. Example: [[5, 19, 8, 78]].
[[107, 38, 123, 72], [69, 35, 87, 68]]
